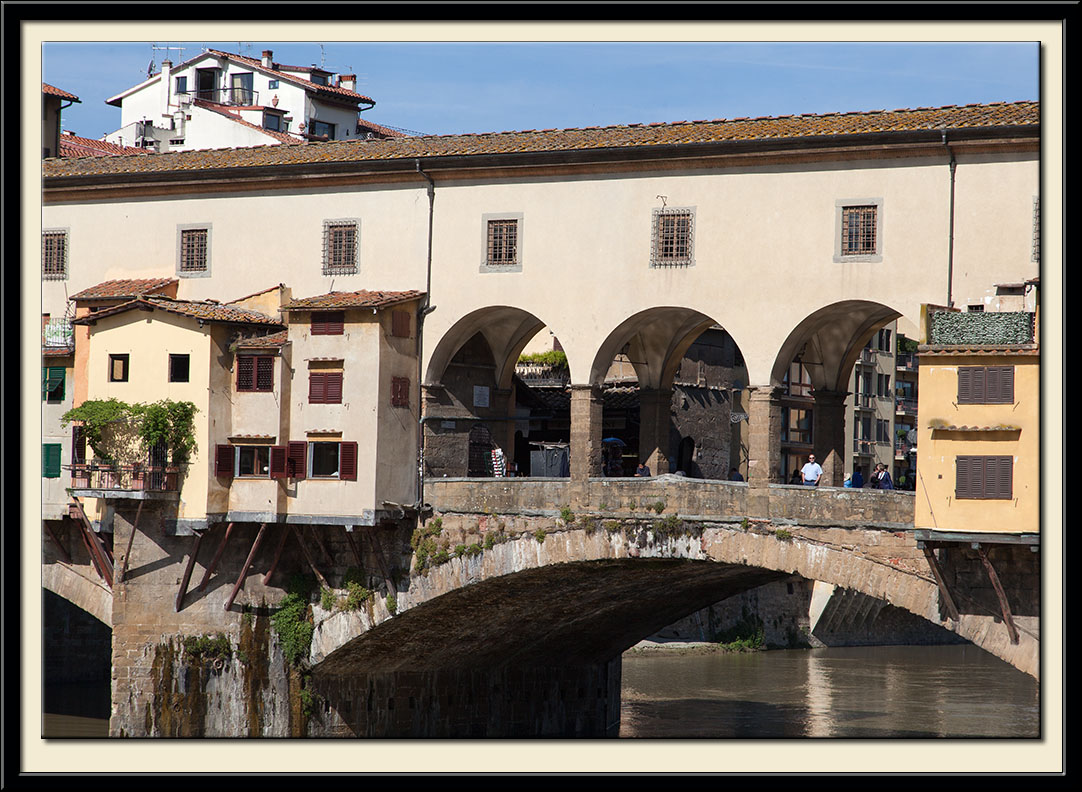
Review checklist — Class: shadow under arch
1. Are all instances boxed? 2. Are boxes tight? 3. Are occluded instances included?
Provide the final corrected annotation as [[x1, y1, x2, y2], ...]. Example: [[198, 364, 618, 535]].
[[589, 306, 735, 390], [425, 306, 554, 390], [771, 300, 902, 392]]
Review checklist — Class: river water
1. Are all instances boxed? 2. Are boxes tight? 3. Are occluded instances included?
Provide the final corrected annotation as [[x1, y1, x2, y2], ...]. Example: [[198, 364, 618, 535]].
[[619, 644, 1039, 738]]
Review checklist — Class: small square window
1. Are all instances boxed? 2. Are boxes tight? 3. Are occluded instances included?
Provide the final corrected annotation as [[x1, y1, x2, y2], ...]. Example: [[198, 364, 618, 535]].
[[322, 221, 358, 275], [310, 441, 341, 478], [175, 75, 188, 94], [311, 311, 345, 335], [835, 200, 883, 262], [391, 376, 410, 408], [42, 366, 66, 403], [169, 354, 190, 383], [237, 446, 271, 478], [268, 79, 279, 89], [109, 354, 129, 382], [486, 219, 518, 267], [309, 370, 344, 404], [310, 119, 335, 138], [42, 230, 68, 280], [237, 355, 275, 392], [177, 225, 211, 276], [264, 113, 282, 131], [650, 208, 695, 268]]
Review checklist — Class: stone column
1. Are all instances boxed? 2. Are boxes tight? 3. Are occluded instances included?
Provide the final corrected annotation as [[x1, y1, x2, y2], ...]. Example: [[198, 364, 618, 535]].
[[569, 384, 604, 481], [638, 387, 673, 476], [746, 386, 783, 485], [812, 389, 849, 487]]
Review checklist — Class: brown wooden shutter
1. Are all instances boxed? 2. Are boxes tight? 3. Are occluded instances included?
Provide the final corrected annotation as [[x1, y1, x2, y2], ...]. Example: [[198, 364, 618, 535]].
[[391, 310, 411, 338], [237, 356, 254, 391], [988, 455, 1013, 499], [326, 371, 343, 403], [955, 456, 973, 499], [269, 446, 288, 479], [312, 311, 344, 335], [339, 441, 358, 480], [391, 376, 410, 407], [287, 441, 307, 479], [309, 372, 324, 403], [987, 366, 1014, 404], [215, 444, 235, 477]]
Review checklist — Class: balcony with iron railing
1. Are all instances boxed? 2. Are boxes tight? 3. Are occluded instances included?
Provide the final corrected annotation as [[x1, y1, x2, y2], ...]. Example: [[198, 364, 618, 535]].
[[895, 439, 916, 458], [66, 463, 181, 499], [43, 318, 74, 353], [515, 362, 571, 387], [185, 87, 260, 107], [857, 348, 878, 365], [852, 438, 875, 456], [896, 353, 918, 371], [895, 396, 918, 415]]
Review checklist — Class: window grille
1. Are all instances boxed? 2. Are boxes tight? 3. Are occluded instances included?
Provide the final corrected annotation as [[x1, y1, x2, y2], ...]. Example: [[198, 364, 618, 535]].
[[486, 219, 518, 266], [651, 208, 694, 267], [237, 355, 274, 392], [179, 228, 209, 272], [323, 221, 358, 275], [42, 231, 68, 280], [841, 205, 877, 256]]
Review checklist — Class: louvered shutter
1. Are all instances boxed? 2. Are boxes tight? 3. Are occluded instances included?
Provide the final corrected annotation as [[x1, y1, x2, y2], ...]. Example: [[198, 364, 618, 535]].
[[288, 441, 307, 479], [955, 456, 973, 499], [987, 366, 1014, 404], [326, 371, 343, 403], [310, 372, 324, 403], [43, 443, 62, 478], [237, 356, 255, 391], [215, 444, 235, 477], [312, 311, 344, 335], [339, 441, 358, 480], [989, 456, 1013, 499], [269, 446, 288, 479], [957, 367, 972, 403], [391, 310, 411, 338], [256, 356, 275, 391]]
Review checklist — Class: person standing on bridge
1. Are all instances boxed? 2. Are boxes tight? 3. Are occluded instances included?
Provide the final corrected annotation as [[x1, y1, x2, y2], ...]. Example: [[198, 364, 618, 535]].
[[800, 454, 823, 486], [874, 463, 894, 490]]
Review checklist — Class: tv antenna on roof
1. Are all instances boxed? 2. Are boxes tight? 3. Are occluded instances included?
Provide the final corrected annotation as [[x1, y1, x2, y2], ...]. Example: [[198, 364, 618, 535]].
[[149, 43, 186, 75]]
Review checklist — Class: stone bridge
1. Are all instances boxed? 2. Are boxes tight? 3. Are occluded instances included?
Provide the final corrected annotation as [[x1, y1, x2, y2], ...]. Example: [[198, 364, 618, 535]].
[[304, 477, 1037, 737]]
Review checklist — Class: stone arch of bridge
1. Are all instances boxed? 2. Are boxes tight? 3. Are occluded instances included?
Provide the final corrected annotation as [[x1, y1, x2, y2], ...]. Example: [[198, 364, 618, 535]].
[[42, 564, 112, 626], [310, 526, 1036, 678]]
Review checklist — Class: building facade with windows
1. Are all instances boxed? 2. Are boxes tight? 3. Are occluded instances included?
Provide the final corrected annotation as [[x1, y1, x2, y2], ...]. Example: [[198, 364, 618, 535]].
[[43, 101, 1039, 500], [102, 48, 391, 153], [914, 305, 1039, 537]]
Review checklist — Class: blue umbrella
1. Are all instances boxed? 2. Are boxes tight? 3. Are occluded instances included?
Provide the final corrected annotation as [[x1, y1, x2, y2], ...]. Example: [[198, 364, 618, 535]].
[[602, 437, 627, 446]]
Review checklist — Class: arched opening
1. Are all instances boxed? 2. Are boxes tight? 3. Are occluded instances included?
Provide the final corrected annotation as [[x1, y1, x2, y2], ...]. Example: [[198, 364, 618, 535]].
[[588, 308, 750, 480], [42, 588, 111, 735]]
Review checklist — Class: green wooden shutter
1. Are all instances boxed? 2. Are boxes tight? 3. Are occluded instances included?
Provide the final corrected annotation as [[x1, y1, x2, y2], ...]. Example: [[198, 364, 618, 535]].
[[43, 443, 62, 478]]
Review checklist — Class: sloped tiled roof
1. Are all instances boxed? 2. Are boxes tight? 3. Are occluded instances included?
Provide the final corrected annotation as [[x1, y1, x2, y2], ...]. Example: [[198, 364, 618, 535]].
[[43, 83, 80, 101], [281, 290, 425, 310], [59, 133, 149, 158], [232, 330, 289, 349], [192, 99, 303, 145], [356, 117, 409, 139], [73, 296, 283, 326], [70, 278, 177, 300], [204, 49, 376, 105], [42, 101, 1038, 180]]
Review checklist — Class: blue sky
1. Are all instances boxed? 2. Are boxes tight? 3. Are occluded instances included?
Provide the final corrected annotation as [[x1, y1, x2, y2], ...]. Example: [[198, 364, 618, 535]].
[[43, 40, 1038, 140]]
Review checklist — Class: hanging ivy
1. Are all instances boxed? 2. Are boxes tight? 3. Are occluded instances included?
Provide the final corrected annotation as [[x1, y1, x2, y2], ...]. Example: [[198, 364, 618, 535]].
[[63, 398, 198, 465]]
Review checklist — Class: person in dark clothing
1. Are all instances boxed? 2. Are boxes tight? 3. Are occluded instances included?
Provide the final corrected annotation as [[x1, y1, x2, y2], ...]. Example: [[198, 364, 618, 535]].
[[635, 462, 651, 477], [874, 463, 894, 490], [729, 467, 744, 482], [851, 469, 864, 488]]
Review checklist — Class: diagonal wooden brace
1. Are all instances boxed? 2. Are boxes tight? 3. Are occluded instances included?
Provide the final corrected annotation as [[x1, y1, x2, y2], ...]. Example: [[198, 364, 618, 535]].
[[175, 531, 204, 612], [224, 523, 267, 611], [975, 543, 1020, 645], [920, 543, 960, 622], [198, 522, 234, 592]]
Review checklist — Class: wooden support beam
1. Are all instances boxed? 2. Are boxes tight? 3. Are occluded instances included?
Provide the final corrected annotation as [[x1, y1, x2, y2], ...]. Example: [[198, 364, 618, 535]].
[[175, 531, 204, 612], [43, 520, 72, 564], [307, 525, 334, 566], [70, 498, 113, 588], [116, 500, 144, 583], [224, 523, 267, 612], [369, 528, 396, 596], [264, 526, 290, 585], [344, 527, 363, 568], [975, 544, 1020, 644], [921, 545, 961, 622], [292, 526, 330, 590], [198, 522, 234, 592]]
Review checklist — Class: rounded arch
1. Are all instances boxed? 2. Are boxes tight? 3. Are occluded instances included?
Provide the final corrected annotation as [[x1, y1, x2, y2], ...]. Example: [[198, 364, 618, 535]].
[[42, 564, 112, 626], [425, 306, 555, 390], [771, 300, 903, 392], [589, 306, 730, 389]]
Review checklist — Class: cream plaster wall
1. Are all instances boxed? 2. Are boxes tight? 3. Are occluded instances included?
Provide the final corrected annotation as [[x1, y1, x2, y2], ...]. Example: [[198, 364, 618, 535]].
[[376, 306, 421, 507], [85, 310, 213, 521], [914, 356, 1038, 534], [42, 358, 74, 519]]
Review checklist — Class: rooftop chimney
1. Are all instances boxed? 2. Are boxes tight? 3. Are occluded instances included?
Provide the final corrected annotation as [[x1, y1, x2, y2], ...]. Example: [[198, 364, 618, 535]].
[[338, 74, 356, 91], [160, 59, 173, 120], [262, 50, 273, 68]]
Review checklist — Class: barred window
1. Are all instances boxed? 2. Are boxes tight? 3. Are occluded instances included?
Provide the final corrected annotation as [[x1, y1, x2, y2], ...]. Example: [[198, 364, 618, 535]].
[[42, 231, 68, 280], [178, 227, 210, 275], [841, 206, 877, 255], [323, 220, 358, 275], [237, 355, 275, 392], [651, 208, 695, 267], [486, 219, 518, 266]]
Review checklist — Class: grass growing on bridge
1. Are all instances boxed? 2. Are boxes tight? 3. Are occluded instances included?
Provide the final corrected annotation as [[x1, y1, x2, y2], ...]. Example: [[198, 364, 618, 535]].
[[271, 575, 315, 667]]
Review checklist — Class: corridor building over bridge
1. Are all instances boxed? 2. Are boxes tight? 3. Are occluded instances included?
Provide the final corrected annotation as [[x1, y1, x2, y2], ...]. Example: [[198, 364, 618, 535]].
[[40, 100, 1042, 736]]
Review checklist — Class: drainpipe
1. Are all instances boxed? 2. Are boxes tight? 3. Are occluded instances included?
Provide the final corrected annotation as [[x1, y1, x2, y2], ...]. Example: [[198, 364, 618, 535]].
[[942, 130, 957, 309], [415, 159, 436, 514]]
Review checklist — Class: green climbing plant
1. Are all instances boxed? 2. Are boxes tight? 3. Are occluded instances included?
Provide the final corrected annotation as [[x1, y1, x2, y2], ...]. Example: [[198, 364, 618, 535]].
[[62, 398, 198, 465]]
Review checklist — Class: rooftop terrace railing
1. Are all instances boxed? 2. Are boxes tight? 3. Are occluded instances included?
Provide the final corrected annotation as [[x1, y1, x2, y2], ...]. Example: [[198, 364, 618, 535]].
[[67, 463, 180, 494]]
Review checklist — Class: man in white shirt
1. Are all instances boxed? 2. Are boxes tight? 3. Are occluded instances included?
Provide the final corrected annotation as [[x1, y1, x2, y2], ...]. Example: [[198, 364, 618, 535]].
[[800, 454, 823, 486]]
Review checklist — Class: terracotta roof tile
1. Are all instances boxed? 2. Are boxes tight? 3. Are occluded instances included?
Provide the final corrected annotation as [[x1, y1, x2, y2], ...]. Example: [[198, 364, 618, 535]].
[[43, 83, 80, 101], [281, 290, 425, 310], [43, 101, 1039, 180], [232, 330, 289, 349], [73, 296, 283, 326], [70, 278, 177, 300], [204, 49, 375, 105], [59, 133, 148, 158]]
